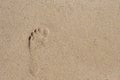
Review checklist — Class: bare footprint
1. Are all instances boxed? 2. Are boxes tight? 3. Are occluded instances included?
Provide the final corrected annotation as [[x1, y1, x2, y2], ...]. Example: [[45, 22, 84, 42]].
[[28, 27, 49, 77], [28, 27, 49, 51]]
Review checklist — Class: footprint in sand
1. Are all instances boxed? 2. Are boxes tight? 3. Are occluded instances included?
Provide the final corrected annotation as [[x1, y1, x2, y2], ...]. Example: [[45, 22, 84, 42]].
[[28, 27, 49, 77]]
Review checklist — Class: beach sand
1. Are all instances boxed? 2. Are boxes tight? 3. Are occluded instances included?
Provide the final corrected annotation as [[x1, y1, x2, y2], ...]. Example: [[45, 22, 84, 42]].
[[0, 0, 120, 80]]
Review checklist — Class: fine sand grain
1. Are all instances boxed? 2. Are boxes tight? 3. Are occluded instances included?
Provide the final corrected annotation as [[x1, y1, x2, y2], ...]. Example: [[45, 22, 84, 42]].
[[0, 0, 120, 80]]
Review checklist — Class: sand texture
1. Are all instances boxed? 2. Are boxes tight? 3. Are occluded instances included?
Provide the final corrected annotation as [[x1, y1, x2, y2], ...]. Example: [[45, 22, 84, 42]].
[[0, 0, 120, 80]]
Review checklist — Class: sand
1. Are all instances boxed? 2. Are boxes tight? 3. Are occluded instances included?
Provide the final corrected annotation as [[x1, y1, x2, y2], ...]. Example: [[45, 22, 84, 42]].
[[0, 0, 120, 80]]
